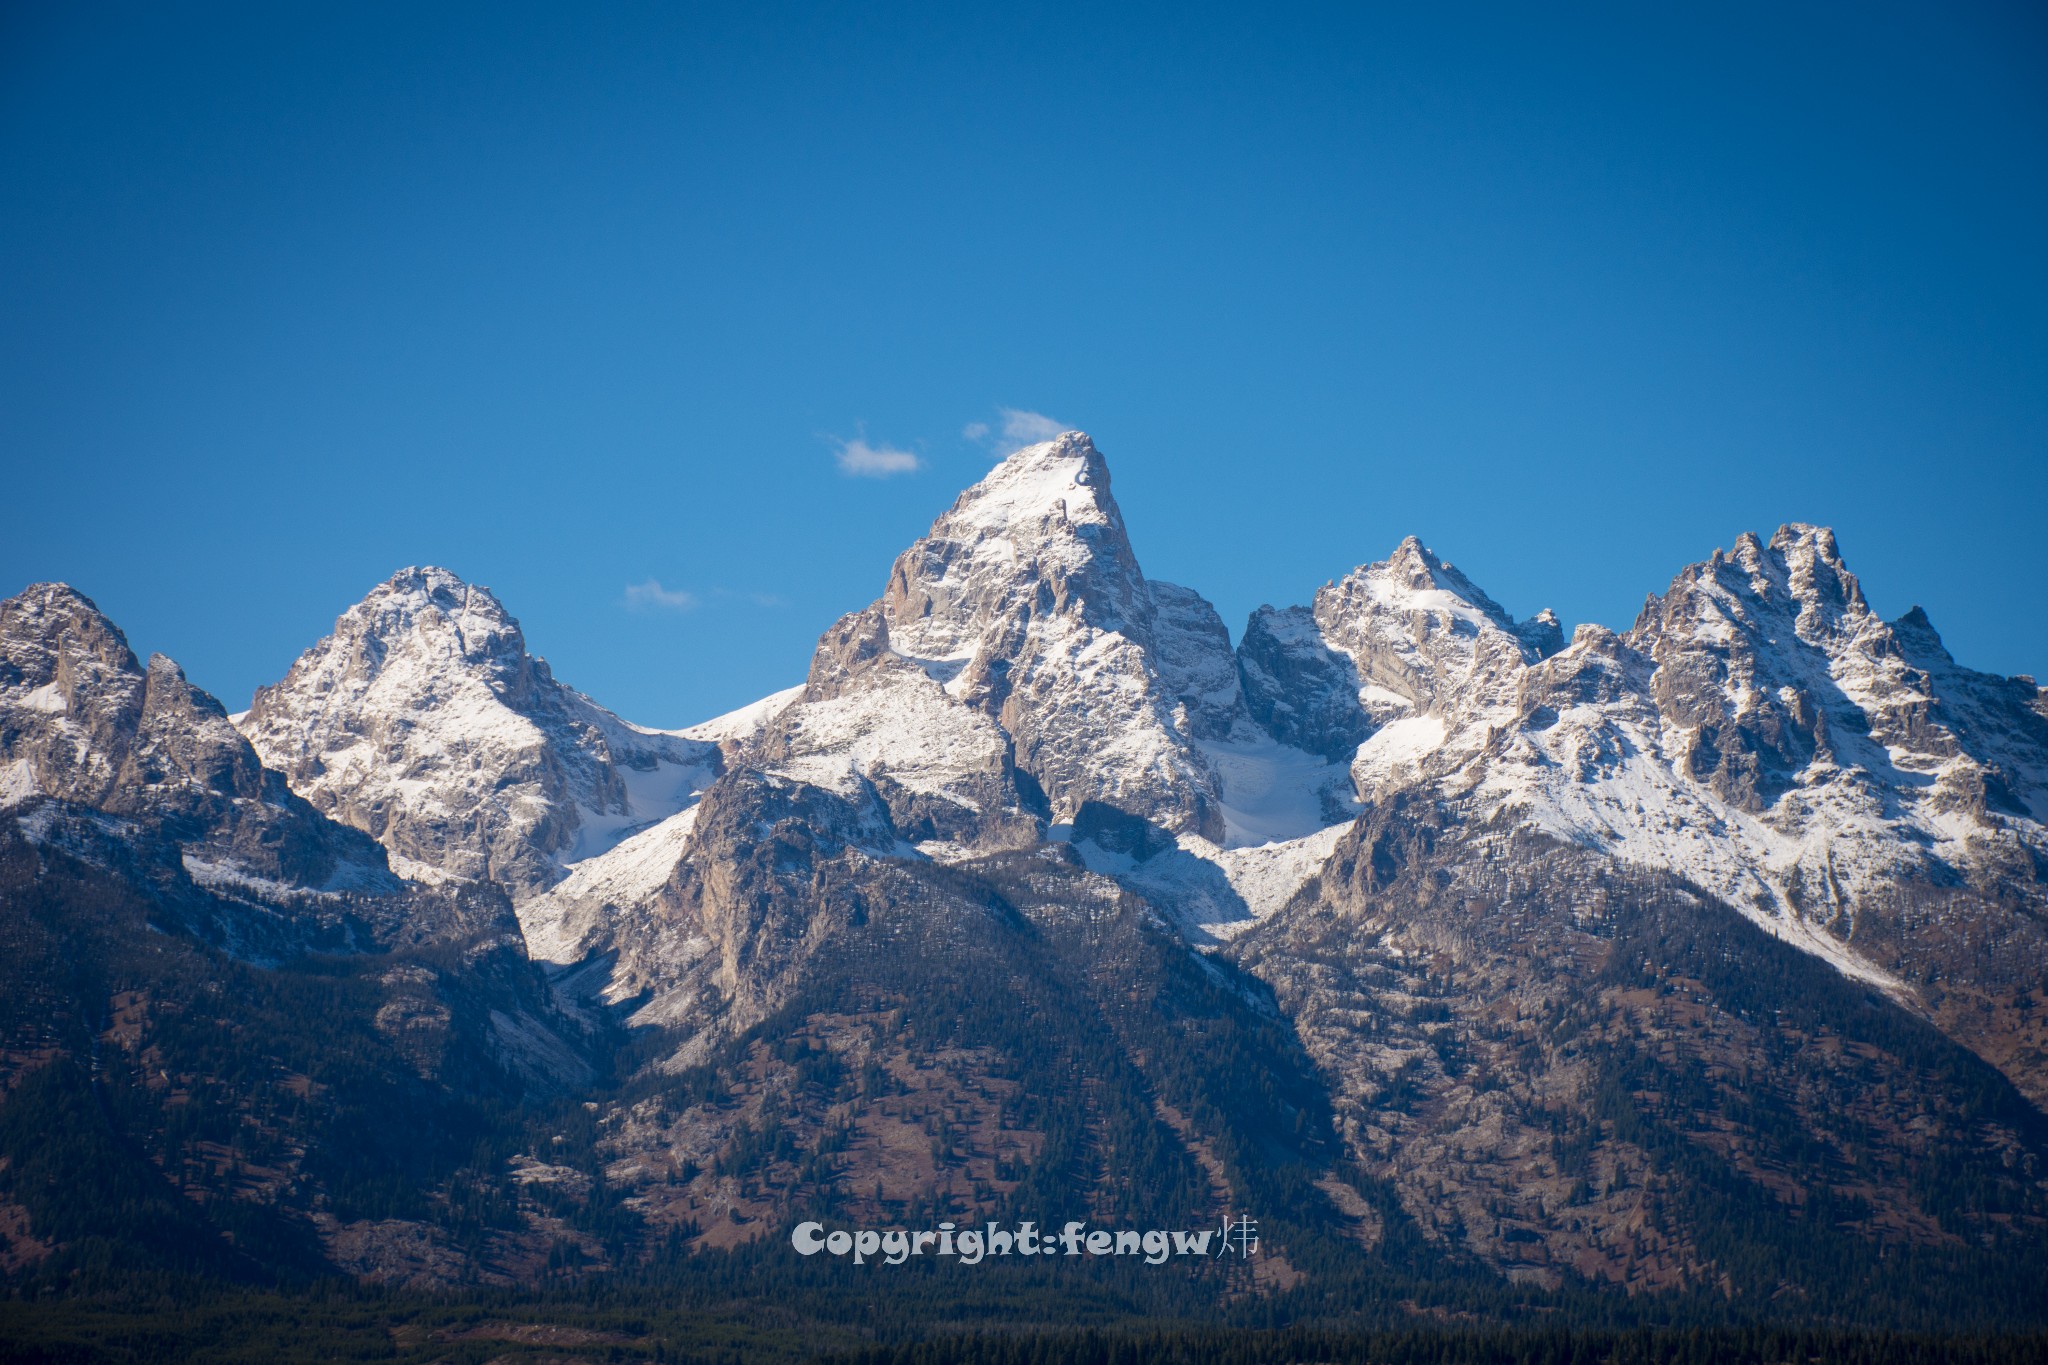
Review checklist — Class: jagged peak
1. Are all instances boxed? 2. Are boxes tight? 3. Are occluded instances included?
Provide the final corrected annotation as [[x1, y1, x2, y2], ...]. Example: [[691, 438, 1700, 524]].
[[1624, 528, 1902, 739], [1294, 540, 1564, 683], [1630, 591, 1662, 636], [379, 563, 484, 605], [1382, 535, 1441, 590], [938, 431, 1120, 539], [989, 428, 1102, 476], [363, 564, 514, 624], [1710, 523, 1853, 578], [1696, 524, 1870, 623], [314, 566, 530, 673], [2, 588, 299, 827], [1, 582, 147, 719], [1516, 607, 1567, 660], [1769, 521, 1845, 563], [143, 650, 191, 683], [3, 581, 135, 651], [4, 596, 273, 745], [1891, 604, 1954, 664], [883, 430, 1153, 649], [1333, 536, 1520, 637], [1569, 620, 1625, 651], [1657, 524, 1873, 629], [139, 651, 234, 716], [243, 569, 549, 764], [10, 579, 110, 616], [1772, 523, 1869, 619]]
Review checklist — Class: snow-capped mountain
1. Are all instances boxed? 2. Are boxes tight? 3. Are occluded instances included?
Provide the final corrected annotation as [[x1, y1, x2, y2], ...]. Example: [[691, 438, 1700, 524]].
[[0, 582, 394, 903], [524, 431, 1258, 1008], [216, 442, 2048, 1074], [1233, 522, 2048, 1106], [507, 434, 1360, 1023], [1237, 525, 2048, 932], [1242, 536, 1561, 772], [762, 431, 1245, 843], [10, 432, 2047, 1303], [750, 434, 1355, 923], [231, 442, 2048, 1055], [237, 567, 725, 902]]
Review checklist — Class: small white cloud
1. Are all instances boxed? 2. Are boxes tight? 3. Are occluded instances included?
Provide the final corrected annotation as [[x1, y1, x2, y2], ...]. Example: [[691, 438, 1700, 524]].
[[624, 579, 697, 611], [835, 437, 921, 478], [999, 408, 1065, 445], [964, 408, 1070, 456]]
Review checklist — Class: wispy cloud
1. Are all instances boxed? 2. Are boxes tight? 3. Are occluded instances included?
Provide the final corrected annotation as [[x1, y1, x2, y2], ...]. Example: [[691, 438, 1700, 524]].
[[624, 579, 697, 611], [834, 436, 922, 478], [965, 408, 1069, 456], [999, 408, 1065, 445]]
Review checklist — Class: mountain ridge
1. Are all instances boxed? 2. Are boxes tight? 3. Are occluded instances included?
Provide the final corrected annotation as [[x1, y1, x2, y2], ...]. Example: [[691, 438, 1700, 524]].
[[3, 431, 2045, 1314]]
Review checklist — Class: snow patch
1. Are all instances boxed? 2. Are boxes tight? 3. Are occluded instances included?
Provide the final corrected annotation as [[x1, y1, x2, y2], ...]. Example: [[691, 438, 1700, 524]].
[[521, 806, 702, 964], [1352, 715, 1447, 788], [182, 853, 311, 904], [1079, 819, 1351, 946], [566, 752, 720, 863], [0, 760, 40, 808], [17, 683, 66, 714], [1196, 734, 1355, 848], [677, 685, 803, 745]]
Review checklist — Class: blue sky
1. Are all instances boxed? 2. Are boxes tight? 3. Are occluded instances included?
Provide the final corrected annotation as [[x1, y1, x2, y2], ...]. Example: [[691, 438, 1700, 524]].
[[2, 2, 2043, 726]]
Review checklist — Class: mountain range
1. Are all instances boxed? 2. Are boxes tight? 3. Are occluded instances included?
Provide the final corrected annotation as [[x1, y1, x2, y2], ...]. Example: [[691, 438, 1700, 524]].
[[3, 432, 2044, 1324]]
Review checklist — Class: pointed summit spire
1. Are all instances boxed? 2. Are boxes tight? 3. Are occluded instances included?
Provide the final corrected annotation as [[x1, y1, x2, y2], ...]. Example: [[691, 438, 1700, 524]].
[[773, 431, 1239, 842], [942, 430, 1118, 536], [884, 429, 1151, 658]]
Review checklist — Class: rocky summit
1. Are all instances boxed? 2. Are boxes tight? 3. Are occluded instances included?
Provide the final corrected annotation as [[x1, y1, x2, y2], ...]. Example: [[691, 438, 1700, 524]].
[[239, 565, 725, 902], [2, 433, 2046, 1326]]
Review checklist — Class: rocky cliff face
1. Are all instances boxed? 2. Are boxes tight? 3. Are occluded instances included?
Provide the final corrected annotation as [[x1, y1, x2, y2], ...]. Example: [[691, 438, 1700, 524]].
[[238, 567, 721, 903], [1239, 537, 1562, 794], [1234, 797, 2048, 1293]]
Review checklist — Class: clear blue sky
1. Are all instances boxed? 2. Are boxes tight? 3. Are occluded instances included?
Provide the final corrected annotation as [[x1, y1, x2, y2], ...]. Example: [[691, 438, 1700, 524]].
[[3, 2, 2043, 726]]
